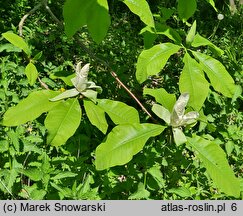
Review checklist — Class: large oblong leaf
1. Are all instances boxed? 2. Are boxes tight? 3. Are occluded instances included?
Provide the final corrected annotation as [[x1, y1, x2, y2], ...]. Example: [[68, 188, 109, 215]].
[[2, 90, 60, 126], [83, 99, 108, 134], [122, 0, 154, 27], [136, 43, 181, 83], [45, 98, 82, 146], [179, 53, 209, 111], [177, 0, 197, 22], [87, 0, 110, 43], [187, 135, 240, 197], [63, 0, 110, 43], [63, 0, 93, 37], [191, 34, 224, 56], [95, 123, 165, 170], [192, 51, 236, 97], [97, 99, 140, 124], [2, 32, 31, 56]]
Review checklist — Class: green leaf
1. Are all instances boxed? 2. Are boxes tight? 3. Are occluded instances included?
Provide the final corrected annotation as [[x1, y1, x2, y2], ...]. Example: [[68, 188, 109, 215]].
[[187, 135, 240, 197], [25, 62, 39, 86], [50, 73, 75, 86], [83, 99, 108, 134], [87, 0, 110, 43], [63, 0, 110, 43], [19, 184, 46, 200], [152, 104, 171, 124], [186, 20, 197, 45], [168, 187, 191, 197], [172, 128, 187, 146], [139, 26, 157, 49], [49, 88, 79, 101], [143, 88, 176, 112], [45, 98, 82, 146], [97, 99, 140, 124], [21, 168, 43, 181], [128, 182, 150, 200], [147, 165, 165, 188], [122, 0, 154, 27], [191, 34, 224, 56], [95, 123, 165, 170], [63, 0, 92, 37], [81, 89, 98, 103], [179, 53, 209, 111], [2, 32, 31, 56], [136, 43, 181, 83], [33, 51, 43, 61], [51, 171, 78, 180], [231, 85, 242, 104], [2, 90, 60, 126], [0, 43, 22, 52], [192, 51, 236, 97], [205, 0, 218, 12], [156, 24, 182, 44], [177, 0, 197, 22]]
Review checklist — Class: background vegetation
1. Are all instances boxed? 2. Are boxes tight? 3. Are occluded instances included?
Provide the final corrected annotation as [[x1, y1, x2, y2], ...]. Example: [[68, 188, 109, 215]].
[[0, 0, 242, 199]]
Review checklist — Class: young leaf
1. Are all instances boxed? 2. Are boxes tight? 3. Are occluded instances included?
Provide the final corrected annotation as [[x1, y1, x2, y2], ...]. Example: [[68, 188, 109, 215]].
[[2, 32, 31, 56], [83, 99, 108, 134], [81, 89, 98, 103], [25, 62, 39, 86], [172, 128, 187, 146], [97, 99, 140, 124], [192, 51, 236, 97], [205, 0, 218, 12], [186, 20, 197, 45], [2, 90, 60, 126], [143, 88, 176, 112], [179, 52, 209, 111], [191, 34, 224, 56], [87, 0, 111, 43], [95, 123, 165, 170], [136, 43, 181, 83], [49, 88, 79, 101], [177, 0, 197, 22], [187, 135, 240, 197], [122, 0, 154, 27], [45, 98, 82, 146], [152, 104, 171, 125]]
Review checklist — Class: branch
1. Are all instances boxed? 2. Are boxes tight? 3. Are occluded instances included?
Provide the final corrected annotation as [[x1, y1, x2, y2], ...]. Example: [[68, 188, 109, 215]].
[[110, 71, 157, 122], [18, 1, 156, 120], [18, 1, 43, 36], [43, 1, 62, 26], [38, 77, 49, 90]]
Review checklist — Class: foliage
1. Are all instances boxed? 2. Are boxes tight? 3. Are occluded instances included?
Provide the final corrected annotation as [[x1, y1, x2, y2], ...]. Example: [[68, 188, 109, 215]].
[[0, 0, 242, 200]]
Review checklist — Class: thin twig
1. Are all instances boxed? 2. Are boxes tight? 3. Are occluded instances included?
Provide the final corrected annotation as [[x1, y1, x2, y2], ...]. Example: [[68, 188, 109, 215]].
[[43, 1, 62, 26], [18, 1, 43, 36], [38, 77, 49, 90], [111, 71, 157, 122]]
